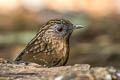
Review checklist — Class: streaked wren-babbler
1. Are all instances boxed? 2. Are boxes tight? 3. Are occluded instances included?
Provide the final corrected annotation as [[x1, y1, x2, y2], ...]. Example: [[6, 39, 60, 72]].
[[15, 19, 84, 67]]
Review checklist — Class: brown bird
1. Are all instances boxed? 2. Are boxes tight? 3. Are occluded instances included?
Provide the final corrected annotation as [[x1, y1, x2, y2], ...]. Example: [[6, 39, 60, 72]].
[[15, 19, 83, 67]]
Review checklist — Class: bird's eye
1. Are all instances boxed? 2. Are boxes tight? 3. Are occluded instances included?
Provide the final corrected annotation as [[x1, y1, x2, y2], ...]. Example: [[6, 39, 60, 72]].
[[57, 27, 63, 32]]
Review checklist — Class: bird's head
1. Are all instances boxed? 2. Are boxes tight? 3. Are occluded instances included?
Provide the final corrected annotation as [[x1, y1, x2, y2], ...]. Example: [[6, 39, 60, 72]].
[[40, 19, 84, 42]]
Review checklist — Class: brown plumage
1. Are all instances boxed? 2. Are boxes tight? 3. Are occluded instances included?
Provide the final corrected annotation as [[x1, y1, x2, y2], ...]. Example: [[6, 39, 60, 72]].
[[15, 19, 83, 67]]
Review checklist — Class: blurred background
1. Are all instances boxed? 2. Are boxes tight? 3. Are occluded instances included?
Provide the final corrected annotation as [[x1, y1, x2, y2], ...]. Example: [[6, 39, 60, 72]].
[[0, 0, 120, 68]]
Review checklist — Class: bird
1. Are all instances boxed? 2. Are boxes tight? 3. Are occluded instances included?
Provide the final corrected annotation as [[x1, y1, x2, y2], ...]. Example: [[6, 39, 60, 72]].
[[15, 19, 84, 67]]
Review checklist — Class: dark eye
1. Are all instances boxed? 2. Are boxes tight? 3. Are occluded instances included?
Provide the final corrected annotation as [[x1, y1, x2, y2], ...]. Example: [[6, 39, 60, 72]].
[[57, 27, 63, 32]]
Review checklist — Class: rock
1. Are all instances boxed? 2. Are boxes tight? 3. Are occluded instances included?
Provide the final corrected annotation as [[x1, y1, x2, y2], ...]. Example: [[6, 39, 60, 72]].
[[0, 58, 119, 80]]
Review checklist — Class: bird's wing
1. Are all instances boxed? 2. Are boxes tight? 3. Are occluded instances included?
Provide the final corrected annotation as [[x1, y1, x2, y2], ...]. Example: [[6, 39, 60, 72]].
[[15, 33, 47, 61]]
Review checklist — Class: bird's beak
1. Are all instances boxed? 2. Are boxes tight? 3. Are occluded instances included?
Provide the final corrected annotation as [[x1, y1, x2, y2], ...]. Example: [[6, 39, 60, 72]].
[[72, 24, 84, 29]]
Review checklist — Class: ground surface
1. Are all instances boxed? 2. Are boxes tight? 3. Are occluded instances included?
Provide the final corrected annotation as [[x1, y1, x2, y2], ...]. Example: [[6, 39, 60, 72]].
[[0, 58, 120, 80]]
